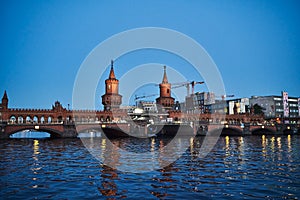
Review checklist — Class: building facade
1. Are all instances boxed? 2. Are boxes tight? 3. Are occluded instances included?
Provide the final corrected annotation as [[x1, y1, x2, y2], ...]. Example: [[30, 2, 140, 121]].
[[184, 92, 216, 113], [227, 98, 250, 115], [249, 92, 299, 119]]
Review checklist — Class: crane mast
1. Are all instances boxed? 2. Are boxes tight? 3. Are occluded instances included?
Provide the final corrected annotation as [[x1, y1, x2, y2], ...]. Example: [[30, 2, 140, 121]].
[[172, 81, 205, 96]]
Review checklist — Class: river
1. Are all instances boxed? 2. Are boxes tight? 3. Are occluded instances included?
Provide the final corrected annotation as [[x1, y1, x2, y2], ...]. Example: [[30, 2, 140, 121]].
[[0, 134, 299, 199]]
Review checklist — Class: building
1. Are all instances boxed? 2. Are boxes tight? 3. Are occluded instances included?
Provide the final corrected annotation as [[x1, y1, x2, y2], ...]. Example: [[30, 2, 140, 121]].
[[183, 92, 215, 113], [249, 91, 299, 119], [206, 100, 226, 114], [227, 98, 250, 114], [137, 101, 158, 113], [101, 60, 122, 111], [156, 66, 175, 110]]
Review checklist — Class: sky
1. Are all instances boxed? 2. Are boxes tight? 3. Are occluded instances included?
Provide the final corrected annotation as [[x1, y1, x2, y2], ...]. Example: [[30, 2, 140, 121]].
[[1, 0, 299, 110]]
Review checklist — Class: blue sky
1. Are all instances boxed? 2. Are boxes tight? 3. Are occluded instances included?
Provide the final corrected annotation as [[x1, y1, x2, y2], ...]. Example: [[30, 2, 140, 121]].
[[1, 0, 299, 109]]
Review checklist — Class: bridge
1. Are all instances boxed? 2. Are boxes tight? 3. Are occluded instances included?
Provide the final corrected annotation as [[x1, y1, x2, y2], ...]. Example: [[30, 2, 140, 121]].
[[0, 121, 134, 139], [199, 123, 298, 136], [0, 91, 299, 138], [1, 117, 298, 139]]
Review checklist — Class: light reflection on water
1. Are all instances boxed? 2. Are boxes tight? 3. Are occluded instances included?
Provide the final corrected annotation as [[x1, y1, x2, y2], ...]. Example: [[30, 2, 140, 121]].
[[0, 135, 299, 199]]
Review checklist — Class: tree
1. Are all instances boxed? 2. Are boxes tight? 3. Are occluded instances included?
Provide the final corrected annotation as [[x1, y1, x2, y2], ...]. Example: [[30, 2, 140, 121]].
[[252, 104, 265, 115]]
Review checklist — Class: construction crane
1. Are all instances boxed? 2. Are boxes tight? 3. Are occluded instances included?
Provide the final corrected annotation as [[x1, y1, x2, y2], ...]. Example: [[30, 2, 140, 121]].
[[191, 81, 205, 95], [134, 94, 157, 106], [134, 94, 157, 101], [172, 81, 205, 96]]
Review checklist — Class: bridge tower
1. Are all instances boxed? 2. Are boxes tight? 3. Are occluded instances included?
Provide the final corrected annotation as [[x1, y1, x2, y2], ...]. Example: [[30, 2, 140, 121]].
[[156, 66, 175, 110], [1, 90, 8, 109], [102, 60, 122, 111]]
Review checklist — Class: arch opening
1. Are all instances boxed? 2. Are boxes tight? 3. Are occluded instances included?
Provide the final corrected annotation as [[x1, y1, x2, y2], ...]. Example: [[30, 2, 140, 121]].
[[210, 127, 243, 136], [18, 116, 24, 124], [10, 130, 51, 138], [221, 127, 243, 136], [9, 116, 16, 124], [48, 116, 52, 124], [33, 116, 38, 123], [252, 128, 275, 135], [78, 128, 103, 138], [26, 116, 32, 123], [40, 116, 45, 124]]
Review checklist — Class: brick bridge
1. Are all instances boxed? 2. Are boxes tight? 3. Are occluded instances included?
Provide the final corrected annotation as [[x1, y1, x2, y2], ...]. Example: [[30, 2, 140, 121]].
[[0, 91, 299, 138], [199, 123, 298, 136], [0, 122, 133, 139], [1, 118, 298, 139]]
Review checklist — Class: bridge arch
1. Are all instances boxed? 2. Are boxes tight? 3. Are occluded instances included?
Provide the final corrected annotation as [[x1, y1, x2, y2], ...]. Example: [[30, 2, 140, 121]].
[[66, 115, 72, 122], [40, 116, 45, 123], [8, 127, 63, 138], [18, 116, 24, 124], [9, 115, 16, 124], [57, 116, 63, 123], [26, 116, 32, 123], [221, 127, 243, 136], [251, 128, 275, 135], [47, 116, 53, 123], [33, 116, 38, 123], [209, 127, 243, 136]]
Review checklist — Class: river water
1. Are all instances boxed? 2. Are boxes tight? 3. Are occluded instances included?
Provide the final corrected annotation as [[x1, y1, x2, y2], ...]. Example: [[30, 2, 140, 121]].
[[0, 134, 299, 199]]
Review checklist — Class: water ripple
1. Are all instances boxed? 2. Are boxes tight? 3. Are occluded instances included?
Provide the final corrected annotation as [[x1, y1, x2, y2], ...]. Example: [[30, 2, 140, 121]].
[[0, 135, 299, 199]]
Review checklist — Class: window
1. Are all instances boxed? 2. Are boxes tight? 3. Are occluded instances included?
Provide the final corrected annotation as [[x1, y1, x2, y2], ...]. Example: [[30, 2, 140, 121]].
[[167, 89, 169, 94], [288, 99, 297, 102]]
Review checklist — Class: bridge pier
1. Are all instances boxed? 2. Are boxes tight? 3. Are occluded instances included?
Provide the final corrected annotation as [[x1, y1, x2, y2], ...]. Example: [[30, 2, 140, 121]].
[[0, 122, 8, 139], [242, 123, 251, 135], [61, 124, 78, 138]]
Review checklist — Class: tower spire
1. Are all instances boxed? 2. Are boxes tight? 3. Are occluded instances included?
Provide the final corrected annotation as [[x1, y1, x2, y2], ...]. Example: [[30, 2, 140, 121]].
[[109, 60, 116, 79], [3, 90, 8, 99], [156, 66, 174, 110], [162, 65, 168, 83], [102, 60, 122, 111], [2, 90, 8, 109]]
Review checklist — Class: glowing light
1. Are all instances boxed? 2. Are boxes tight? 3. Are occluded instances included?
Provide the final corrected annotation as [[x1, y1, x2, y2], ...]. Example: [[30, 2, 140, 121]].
[[277, 137, 282, 149], [225, 124, 229, 128], [225, 136, 230, 157], [225, 136, 230, 146], [262, 125, 265, 129], [287, 135, 291, 152], [261, 135, 266, 157], [287, 126, 290, 130], [33, 140, 40, 155], [270, 136, 275, 151], [239, 137, 244, 144], [151, 138, 155, 152], [190, 137, 194, 154], [34, 125, 39, 130]]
